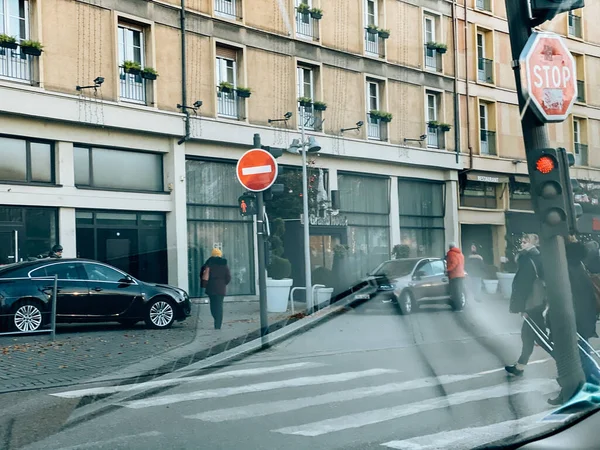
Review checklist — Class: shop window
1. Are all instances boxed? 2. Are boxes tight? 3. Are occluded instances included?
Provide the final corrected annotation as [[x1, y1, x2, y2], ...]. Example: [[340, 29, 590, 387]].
[[398, 179, 445, 258], [509, 180, 532, 211], [0, 136, 54, 184], [460, 180, 498, 209], [74, 146, 163, 192]]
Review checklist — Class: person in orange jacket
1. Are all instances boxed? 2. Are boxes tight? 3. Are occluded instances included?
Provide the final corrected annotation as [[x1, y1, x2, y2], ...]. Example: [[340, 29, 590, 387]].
[[446, 243, 466, 309]]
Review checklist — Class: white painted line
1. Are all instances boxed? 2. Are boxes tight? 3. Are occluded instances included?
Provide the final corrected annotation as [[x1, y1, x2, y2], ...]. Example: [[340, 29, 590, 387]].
[[51, 431, 161, 450], [51, 362, 324, 399], [122, 368, 397, 409], [381, 410, 554, 450], [476, 359, 550, 376], [185, 374, 481, 422], [241, 165, 272, 176], [273, 378, 558, 437]]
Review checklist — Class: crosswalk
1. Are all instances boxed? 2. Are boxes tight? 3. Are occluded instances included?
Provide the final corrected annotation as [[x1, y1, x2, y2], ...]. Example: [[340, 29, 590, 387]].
[[52, 360, 561, 449]]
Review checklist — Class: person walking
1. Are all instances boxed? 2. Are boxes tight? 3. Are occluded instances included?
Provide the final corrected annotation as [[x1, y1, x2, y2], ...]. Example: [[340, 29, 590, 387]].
[[505, 234, 550, 376], [38, 244, 63, 259], [584, 240, 600, 274], [200, 248, 231, 330], [465, 243, 486, 302], [446, 243, 466, 309]]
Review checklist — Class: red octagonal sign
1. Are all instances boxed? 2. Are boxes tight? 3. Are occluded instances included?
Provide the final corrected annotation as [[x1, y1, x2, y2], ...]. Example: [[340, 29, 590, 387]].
[[236, 148, 278, 192], [519, 32, 577, 123]]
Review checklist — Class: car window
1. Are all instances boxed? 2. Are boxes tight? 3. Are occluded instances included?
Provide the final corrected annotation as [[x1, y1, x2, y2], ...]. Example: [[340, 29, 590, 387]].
[[83, 263, 127, 282], [31, 263, 84, 280], [431, 260, 445, 275], [416, 262, 434, 276]]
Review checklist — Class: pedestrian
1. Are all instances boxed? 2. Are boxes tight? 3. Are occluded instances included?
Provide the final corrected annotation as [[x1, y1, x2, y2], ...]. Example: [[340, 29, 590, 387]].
[[505, 233, 551, 376], [446, 243, 466, 309], [38, 244, 62, 259], [200, 248, 231, 330], [584, 240, 600, 274], [465, 243, 486, 302]]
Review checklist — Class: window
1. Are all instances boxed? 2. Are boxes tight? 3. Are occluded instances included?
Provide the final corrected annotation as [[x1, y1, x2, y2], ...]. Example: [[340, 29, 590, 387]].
[[118, 23, 146, 104], [426, 92, 442, 149], [215, 0, 238, 18], [568, 11, 582, 38], [83, 263, 127, 282], [364, 0, 382, 57], [477, 31, 493, 83], [0, 0, 31, 82], [479, 102, 496, 155], [573, 118, 588, 166], [298, 65, 317, 130], [431, 260, 445, 275], [510, 179, 532, 211], [476, 0, 491, 12], [216, 46, 242, 119], [296, 0, 318, 40], [424, 16, 441, 72], [367, 80, 386, 140], [74, 146, 163, 192], [575, 54, 585, 103], [460, 180, 497, 209], [31, 263, 85, 280], [0, 136, 54, 184], [365, 0, 377, 26]]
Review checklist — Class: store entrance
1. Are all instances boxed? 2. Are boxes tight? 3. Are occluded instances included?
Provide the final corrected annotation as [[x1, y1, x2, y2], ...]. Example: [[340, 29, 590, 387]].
[[0, 230, 19, 265], [461, 224, 494, 264]]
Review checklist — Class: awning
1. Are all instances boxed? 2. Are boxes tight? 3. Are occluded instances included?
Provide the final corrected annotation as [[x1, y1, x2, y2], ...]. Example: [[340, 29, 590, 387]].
[[466, 172, 509, 184], [513, 175, 530, 184]]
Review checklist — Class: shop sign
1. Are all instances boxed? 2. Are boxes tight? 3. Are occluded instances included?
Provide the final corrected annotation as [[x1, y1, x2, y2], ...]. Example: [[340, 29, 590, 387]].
[[301, 213, 348, 226]]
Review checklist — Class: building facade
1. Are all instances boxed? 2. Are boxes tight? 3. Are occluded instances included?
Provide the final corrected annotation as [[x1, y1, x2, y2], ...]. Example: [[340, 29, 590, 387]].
[[0, 0, 596, 296]]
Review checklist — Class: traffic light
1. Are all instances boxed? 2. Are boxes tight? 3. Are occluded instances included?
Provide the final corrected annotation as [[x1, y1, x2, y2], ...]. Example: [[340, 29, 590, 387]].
[[530, 0, 584, 24], [238, 193, 258, 216]]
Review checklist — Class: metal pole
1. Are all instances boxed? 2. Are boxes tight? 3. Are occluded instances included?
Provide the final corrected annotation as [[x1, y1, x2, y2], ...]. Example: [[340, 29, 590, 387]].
[[50, 275, 57, 341], [504, 0, 584, 399], [254, 133, 270, 347], [178, 0, 190, 145], [300, 107, 313, 314]]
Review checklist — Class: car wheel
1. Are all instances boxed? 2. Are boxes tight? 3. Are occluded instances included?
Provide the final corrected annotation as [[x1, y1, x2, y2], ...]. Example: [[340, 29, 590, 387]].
[[452, 292, 466, 311], [12, 301, 44, 332], [399, 291, 414, 315], [145, 298, 175, 329]]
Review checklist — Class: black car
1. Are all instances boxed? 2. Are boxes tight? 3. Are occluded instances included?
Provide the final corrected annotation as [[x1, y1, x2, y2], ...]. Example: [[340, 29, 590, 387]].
[[0, 259, 191, 332]]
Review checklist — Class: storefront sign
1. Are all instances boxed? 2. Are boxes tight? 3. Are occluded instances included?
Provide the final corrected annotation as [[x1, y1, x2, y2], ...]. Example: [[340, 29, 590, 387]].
[[466, 172, 509, 184], [301, 213, 348, 226]]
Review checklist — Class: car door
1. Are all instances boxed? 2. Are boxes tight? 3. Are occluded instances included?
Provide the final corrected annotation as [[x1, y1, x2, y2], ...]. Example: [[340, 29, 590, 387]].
[[429, 259, 451, 299], [410, 260, 436, 301], [81, 262, 141, 317], [29, 262, 90, 317]]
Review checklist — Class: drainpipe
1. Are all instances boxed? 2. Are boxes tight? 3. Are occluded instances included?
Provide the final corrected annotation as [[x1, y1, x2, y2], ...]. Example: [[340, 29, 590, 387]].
[[178, 0, 190, 146], [463, 0, 473, 169], [452, 0, 460, 164]]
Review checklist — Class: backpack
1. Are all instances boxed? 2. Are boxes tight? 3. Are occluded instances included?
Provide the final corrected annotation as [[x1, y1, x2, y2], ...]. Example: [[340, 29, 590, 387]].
[[201, 266, 210, 288], [525, 258, 546, 311]]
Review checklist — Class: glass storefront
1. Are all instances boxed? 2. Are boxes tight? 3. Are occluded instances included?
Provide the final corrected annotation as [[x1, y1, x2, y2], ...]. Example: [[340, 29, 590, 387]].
[[398, 179, 445, 258], [186, 159, 255, 297], [75, 210, 167, 283], [460, 180, 498, 209], [509, 176, 532, 211]]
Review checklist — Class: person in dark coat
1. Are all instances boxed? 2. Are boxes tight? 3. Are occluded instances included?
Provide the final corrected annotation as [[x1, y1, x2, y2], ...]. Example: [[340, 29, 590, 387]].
[[584, 240, 600, 274], [465, 243, 486, 302], [200, 248, 231, 330]]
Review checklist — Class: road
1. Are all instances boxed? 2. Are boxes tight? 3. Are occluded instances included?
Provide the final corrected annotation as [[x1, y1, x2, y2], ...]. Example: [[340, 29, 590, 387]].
[[2, 295, 576, 450]]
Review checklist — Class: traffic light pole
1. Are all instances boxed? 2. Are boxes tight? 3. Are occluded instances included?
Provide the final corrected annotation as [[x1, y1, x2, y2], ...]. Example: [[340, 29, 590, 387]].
[[505, 0, 584, 398], [253, 133, 270, 348]]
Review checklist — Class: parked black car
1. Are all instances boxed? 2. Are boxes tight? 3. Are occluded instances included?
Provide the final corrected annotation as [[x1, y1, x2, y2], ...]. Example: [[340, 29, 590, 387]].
[[0, 259, 191, 332]]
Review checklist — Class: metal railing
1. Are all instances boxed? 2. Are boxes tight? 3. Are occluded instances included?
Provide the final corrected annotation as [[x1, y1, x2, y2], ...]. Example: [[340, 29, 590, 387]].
[[367, 114, 388, 141], [480, 130, 497, 155], [119, 67, 146, 104], [577, 80, 585, 102], [296, 9, 319, 40], [574, 143, 588, 166], [569, 14, 582, 38], [476, 0, 492, 11], [0, 47, 31, 82], [218, 89, 248, 120], [214, 0, 239, 18], [365, 29, 385, 58], [424, 45, 442, 72], [427, 128, 446, 149], [478, 57, 494, 83]]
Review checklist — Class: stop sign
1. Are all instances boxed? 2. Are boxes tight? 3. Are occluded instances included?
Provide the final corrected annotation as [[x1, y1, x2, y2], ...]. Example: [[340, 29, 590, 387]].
[[236, 149, 278, 192], [519, 31, 577, 123]]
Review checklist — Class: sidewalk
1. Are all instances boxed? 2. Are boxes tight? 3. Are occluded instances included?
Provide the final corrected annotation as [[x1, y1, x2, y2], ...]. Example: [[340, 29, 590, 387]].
[[0, 300, 303, 393]]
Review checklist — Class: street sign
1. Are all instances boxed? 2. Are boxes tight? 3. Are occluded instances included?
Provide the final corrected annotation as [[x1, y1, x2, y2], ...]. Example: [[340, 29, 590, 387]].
[[519, 31, 577, 123], [236, 149, 278, 192]]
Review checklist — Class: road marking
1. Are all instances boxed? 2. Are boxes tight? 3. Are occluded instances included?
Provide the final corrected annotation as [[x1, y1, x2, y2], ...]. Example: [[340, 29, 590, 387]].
[[241, 165, 272, 176], [51, 362, 324, 399], [186, 374, 480, 422], [476, 358, 550, 375], [273, 378, 557, 437], [380, 410, 554, 450], [122, 368, 397, 409], [51, 431, 161, 450]]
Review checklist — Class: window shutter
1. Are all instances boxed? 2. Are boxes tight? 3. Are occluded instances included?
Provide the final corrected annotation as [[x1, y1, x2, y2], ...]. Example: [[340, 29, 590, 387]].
[[216, 46, 238, 60]]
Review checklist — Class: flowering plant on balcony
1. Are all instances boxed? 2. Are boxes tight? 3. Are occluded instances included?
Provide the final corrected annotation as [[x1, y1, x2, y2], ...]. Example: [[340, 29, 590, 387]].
[[313, 101, 327, 111], [298, 96, 313, 107], [370, 110, 392, 122], [236, 86, 252, 98], [142, 66, 159, 80], [366, 24, 379, 35], [297, 3, 311, 14], [426, 42, 447, 54], [122, 60, 142, 75], [428, 120, 439, 129], [20, 39, 43, 56], [219, 81, 234, 93], [439, 123, 452, 132], [377, 28, 390, 39], [0, 34, 17, 50], [309, 7, 323, 19]]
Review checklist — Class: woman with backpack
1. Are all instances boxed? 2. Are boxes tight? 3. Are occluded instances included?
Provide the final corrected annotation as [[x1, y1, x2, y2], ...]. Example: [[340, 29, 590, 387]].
[[200, 248, 231, 330]]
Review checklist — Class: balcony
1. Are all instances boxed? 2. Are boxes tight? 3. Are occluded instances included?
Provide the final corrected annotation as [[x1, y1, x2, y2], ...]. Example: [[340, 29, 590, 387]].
[[478, 57, 494, 83], [476, 0, 492, 12], [424, 45, 442, 72], [119, 67, 146, 104], [569, 14, 582, 38], [298, 104, 323, 132], [427, 127, 446, 149], [574, 143, 588, 166], [218, 89, 246, 120], [480, 130, 497, 156], [367, 114, 388, 141], [296, 9, 319, 41], [0, 47, 31, 83], [577, 80, 585, 103], [215, 0, 241, 19], [364, 29, 385, 58]]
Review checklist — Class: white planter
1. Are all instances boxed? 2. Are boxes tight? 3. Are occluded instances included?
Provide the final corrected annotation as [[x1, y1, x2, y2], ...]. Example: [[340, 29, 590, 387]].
[[315, 287, 334, 308], [266, 278, 293, 313], [496, 272, 516, 299], [483, 279, 499, 295]]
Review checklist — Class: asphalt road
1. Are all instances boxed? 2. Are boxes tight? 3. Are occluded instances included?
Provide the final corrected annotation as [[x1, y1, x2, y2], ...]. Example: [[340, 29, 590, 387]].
[[2, 295, 581, 450]]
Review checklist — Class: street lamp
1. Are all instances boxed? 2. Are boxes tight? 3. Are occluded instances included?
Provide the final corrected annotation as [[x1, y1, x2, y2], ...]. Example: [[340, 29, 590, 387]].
[[287, 107, 321, 313]]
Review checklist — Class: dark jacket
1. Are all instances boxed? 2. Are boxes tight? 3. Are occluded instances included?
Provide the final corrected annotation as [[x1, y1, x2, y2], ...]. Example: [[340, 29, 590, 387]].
[[584, 242, 600, 274], [510, 246, 544, 314], [465, 253, 486, 278], [446, 247, 465, 279], [566, 242, 597, 339], [201, 257, 231, 296]]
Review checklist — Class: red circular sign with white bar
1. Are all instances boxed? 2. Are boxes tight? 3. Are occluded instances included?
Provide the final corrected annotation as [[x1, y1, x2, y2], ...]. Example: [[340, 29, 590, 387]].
[[519, 32, 577, 123], [236, 149, 278, 192]]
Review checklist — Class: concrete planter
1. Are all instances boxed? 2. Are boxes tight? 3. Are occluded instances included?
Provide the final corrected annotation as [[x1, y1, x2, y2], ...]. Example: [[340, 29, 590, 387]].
[[483, 279, 499, 295], [496, 272, 516, 299], [266, 278, 293, 313], [315, 287, 334, 308]]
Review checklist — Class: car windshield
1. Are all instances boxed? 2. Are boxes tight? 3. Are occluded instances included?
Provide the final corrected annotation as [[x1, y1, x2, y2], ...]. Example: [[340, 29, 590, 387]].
[[372, 259, 418, 278]]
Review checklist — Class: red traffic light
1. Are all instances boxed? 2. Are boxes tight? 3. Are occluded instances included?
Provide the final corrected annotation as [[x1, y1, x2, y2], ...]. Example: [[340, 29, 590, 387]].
[[536, 156, 555, 174]]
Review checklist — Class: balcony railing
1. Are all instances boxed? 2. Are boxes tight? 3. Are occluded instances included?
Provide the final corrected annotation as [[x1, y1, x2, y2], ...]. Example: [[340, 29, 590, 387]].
[[215, 0, 240, 19], [574, 143, 588, 166], [424, 46, 442, 72], [480, 130, 497, 155], [217, 89, 247, 120], [119, 67, 146, 104], [296, 9, 319, 40], [569, 14, 582, 38], [427, 127, 446, 149], [577, 80, 585, 103], [365, 29, 385, 58], [476, 0, 492, 12], [367, 114, 388, 141], [298, 104, 323, 131], [0, 47, 31, 82], [478, 57, 494, 83]]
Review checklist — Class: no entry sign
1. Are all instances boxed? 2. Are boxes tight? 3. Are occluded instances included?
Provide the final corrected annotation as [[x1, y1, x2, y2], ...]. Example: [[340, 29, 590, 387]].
[[519, 32, 577, 123], [236, 149, 278, 192]]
